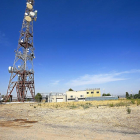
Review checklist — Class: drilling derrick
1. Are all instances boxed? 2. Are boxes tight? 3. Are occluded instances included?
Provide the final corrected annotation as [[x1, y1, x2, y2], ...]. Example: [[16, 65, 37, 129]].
[[5, 0, 37, 102]]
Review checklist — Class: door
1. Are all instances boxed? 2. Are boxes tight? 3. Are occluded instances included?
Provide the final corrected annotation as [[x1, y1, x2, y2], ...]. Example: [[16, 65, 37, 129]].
[[56, 98, 63, 102]]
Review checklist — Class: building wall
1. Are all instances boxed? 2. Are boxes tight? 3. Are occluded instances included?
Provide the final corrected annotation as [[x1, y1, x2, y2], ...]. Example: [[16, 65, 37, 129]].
[[66, 91, 86, 102], [86, 89, 101, 97]]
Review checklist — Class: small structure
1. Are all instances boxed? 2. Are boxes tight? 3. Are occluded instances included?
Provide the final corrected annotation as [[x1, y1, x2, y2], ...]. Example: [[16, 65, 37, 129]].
[[49, 94, 66, 103], [43, 93, 66, 103]]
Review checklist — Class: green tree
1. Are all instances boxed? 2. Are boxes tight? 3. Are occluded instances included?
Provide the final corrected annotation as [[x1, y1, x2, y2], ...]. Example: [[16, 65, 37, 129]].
[[102, 93, 106, 96], [68, 88, 74, 91], [133, 90, 140, 99], [35, 93, 42, 102], [126, 92, 129, 99], [106, 93, 111, 96], [130, 94, 133, 99]]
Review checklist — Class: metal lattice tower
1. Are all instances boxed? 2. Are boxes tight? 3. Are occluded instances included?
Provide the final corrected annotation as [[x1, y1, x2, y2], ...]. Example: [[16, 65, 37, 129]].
[[5, 0, 37, 102]]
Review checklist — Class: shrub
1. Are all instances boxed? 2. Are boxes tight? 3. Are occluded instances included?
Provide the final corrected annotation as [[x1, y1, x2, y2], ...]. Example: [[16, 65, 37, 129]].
[[34, 106, 36, 108], [35, 93, 42, 102], [131, 100, 135, 104], [127, 107, 131, 114]]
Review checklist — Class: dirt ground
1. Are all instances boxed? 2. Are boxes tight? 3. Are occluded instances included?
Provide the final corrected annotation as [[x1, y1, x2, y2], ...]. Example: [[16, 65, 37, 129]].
[[0, 102, 140, 140]]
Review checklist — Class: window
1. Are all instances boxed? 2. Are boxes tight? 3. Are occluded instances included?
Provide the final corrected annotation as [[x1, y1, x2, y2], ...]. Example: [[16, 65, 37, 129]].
[[71, 95, 73, 98], [91, 92, 94, 94], [78, 98, 85, 100], [80, 95, 83, 97], [68, 98, 75, 100], [96, 91, 99, 94], [87, 92, 89, 94]]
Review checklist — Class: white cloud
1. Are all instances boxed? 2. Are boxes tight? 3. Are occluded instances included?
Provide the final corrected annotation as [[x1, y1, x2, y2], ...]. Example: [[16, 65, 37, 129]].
[[50, 80, 60, 85], [66, 69, 140, 87], [0, 31, 10, 47]]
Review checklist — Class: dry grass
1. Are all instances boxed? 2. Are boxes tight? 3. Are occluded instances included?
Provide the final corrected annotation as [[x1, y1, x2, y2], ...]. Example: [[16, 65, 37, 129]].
[[34, 99, 140, 109]]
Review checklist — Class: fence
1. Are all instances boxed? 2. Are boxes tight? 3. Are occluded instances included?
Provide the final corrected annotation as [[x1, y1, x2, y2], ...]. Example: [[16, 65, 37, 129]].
[[85, 96, 118, 101]]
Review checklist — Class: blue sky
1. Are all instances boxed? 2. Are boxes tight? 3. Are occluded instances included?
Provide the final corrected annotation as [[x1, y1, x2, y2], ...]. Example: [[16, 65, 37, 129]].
[[0, 0, 140, 96]]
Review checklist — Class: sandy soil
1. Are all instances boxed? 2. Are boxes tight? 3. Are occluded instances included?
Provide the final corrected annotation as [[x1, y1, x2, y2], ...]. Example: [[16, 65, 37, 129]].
[[0, 102, 140, 140]]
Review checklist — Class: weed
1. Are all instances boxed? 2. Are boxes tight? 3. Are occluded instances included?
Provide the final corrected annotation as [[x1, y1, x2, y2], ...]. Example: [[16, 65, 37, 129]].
[[109, 103, 114, 107], [127, 107, 131, 114], [83, 105, 90, 109], [55, 104, 59, 108], [115, 102, 126, 107], [131, 100, 135, 104], [86, 102, 92, 106], [34, 106, 36, 108], [70, 104, 77, 109]]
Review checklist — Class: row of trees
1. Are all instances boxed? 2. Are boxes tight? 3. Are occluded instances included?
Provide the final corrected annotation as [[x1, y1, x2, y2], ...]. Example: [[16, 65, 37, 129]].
[[126, 90, 140, 99], [102, 93, 111, 96]]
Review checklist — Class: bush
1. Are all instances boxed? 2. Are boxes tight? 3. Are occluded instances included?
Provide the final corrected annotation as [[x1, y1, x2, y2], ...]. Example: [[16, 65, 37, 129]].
[[127, 107, 131, 114]]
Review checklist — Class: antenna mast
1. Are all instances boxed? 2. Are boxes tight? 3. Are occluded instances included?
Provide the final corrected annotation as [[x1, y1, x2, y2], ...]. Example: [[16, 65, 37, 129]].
[[5, 0, 38, 101]]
